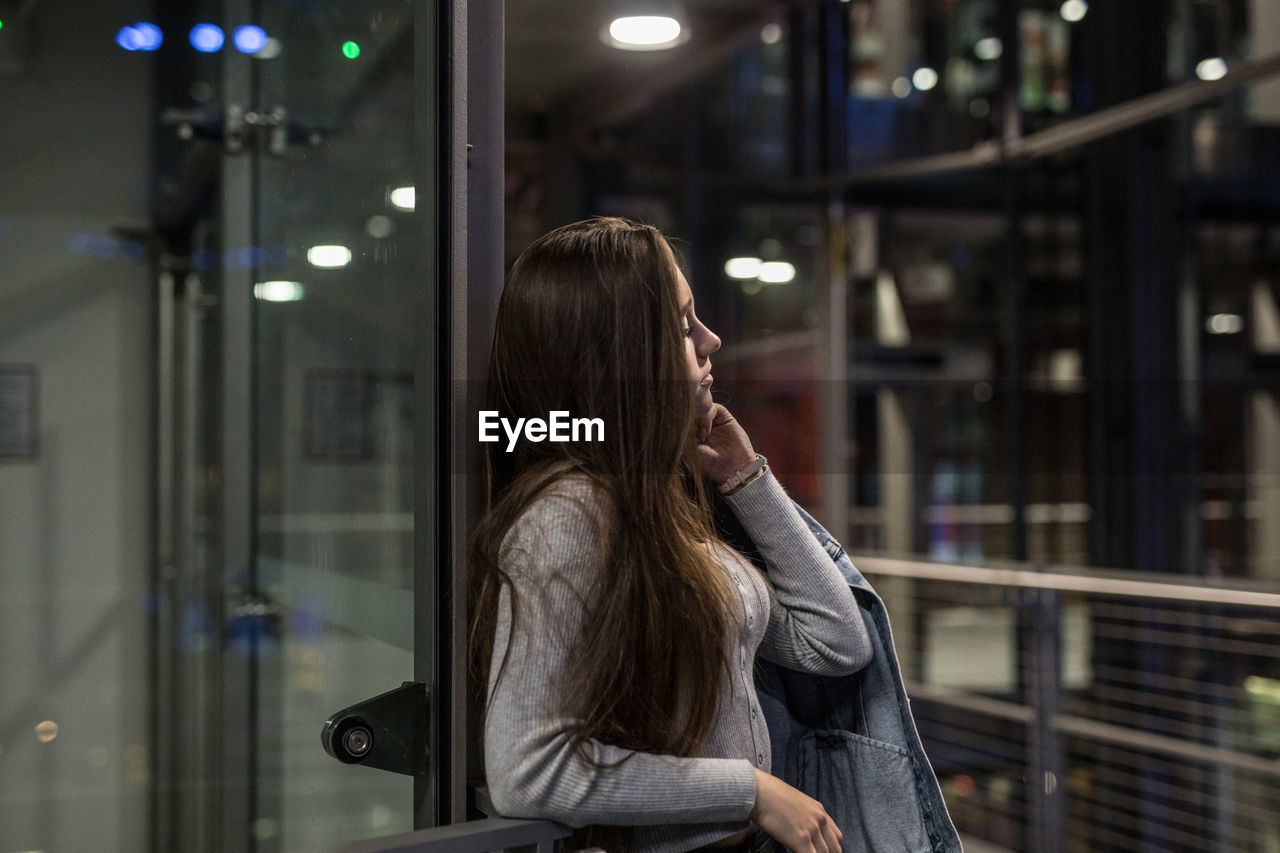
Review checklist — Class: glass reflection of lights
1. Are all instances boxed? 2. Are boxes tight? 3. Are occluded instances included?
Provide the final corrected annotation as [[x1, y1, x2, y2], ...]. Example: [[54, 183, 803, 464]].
[[605, 16, 683, 50], [389, 186, 415, 211], [233, 25, 269, 54], [307, 245, 353, 268], [758, 261, 796, 284], [255, 37, 283, 60], [1196, 57, 1228, 82], [342, 40, 360, 59], [1206, 313, 1243, 334], [724, 257, 762, 279], [255, 281, 305, 302], [116, 22, 163, 51], [35, 720, 59, 743], [974, 37, 1002, 61], [912, 67, 939, 92], [891, 76, 912, 98], [190, 24, 226, 53], [1059, 0, 1088, 23]]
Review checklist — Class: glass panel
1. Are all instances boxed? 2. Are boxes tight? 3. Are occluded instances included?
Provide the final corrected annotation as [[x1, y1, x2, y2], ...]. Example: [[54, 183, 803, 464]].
[[250, 1, 420, 849]]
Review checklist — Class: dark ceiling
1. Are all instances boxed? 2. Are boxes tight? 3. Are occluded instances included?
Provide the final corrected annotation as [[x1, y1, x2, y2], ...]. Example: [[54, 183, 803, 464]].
[[504, 0, 785, 134]]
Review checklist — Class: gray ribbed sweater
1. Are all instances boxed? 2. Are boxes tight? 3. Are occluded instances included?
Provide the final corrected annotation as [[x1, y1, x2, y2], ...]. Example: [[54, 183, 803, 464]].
[[483, 469, 871, 852]]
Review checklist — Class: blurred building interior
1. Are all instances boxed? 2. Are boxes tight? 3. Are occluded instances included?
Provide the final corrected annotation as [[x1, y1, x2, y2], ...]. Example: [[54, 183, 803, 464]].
[[2, 0, 1280, 851]]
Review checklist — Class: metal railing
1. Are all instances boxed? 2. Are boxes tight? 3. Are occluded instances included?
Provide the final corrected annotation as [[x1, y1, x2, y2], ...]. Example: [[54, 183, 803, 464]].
[[853, 553, 1280, 853], [331, 817, 571, 853], [331, 554, 1280, 853]]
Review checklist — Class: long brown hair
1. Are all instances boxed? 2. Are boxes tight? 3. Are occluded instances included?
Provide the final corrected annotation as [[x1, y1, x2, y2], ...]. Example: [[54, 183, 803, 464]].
[[469, 216, 738, 761]]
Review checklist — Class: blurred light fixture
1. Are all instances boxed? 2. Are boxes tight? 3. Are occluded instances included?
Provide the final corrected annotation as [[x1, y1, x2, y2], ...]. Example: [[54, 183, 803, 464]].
[[1245, 676, 1280, 701], [1206, 313, 1243, 334], [604, 12, 685, 51], [912, 66, 939, 91], [1196, 57, 1228, 81], [342, 40, 360, 59], [891, 76, 912, 98], [760, 22, 782, 45], [974, 37, 1002, 61], [233, 25, 269, 54], [190, 24, 225, 53], [255, 37, 283, 60], [1059, 0, 1088, 23], [117, 22, 163, 51], [758, 261, 796, 284], [724, 257, 762, 279], [307, 245, 352, 268], [365, 215, 395, 239], [389, 186, 415, 211], [255, 281, 305, 302]]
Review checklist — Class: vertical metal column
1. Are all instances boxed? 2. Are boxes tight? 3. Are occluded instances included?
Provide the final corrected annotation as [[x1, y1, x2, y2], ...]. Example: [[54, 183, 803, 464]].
[[996, 0, 1028, 564], [219, 0, 256, 842], [460, 0, 505, 824], [1025, 587, 1065, 853], [412, 0, 465, 829], [819, 0, 850, 542]]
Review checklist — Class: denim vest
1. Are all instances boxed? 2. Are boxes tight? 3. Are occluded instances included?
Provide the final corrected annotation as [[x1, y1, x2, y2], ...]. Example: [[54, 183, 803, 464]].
[[715, 497, 963, 853]]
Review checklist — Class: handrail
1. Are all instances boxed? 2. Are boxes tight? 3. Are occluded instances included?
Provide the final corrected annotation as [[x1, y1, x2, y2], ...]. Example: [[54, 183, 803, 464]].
[[785, 51, 1280, 190], [850, 552, 1280, 609], [331, 817, 572, 853]]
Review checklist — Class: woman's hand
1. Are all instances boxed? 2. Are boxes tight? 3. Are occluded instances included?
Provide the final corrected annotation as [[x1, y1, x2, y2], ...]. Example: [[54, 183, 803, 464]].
[[750, 769, 843, 853], [696, 403, 757, 485]]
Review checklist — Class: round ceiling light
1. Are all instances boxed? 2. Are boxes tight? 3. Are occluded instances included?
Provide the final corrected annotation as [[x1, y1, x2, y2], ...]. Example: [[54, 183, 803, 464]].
[[604, 15, 684, 50]]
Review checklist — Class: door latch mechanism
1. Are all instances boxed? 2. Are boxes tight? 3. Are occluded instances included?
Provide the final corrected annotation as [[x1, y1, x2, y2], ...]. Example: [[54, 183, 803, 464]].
[[321, 682, 429, 776]]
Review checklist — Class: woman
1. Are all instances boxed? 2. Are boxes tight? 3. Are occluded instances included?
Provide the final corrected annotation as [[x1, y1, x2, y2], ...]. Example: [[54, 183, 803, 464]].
[[471, 217, 872, 853]]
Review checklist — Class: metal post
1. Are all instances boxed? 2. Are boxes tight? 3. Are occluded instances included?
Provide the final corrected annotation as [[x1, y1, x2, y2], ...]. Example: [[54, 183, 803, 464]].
[[461, 0, 506, 824], [1026, 586, 1065, 853], [220, 0, 257, 841]]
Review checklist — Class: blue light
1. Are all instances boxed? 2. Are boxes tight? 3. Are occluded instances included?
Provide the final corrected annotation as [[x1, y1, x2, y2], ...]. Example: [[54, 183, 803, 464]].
[[189, 23, 225, 53], [232, 25, 268, 54], [134, 22, 163, 50], [116, 22, 162, 51], [116, 26, 140, 50]]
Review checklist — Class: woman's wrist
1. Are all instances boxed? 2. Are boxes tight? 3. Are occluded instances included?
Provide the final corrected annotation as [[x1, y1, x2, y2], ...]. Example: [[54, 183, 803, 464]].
[[717, 454, 767, 495]]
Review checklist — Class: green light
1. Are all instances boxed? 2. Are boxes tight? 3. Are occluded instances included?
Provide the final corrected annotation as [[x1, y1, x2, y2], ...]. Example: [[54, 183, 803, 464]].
[[341, 40, 359, 59]]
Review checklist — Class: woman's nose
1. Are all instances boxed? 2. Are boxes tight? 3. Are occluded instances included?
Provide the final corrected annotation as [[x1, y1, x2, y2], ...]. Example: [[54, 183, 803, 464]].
[[701, 327, 721, 357]]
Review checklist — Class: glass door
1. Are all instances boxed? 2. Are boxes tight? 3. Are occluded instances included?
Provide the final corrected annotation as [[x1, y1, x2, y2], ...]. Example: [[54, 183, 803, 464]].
[[248, 2, 421, 849], [154, 1, 451, 850]]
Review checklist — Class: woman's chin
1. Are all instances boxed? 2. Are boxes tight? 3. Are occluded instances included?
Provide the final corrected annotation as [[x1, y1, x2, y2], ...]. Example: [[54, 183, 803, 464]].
[[693, 391, 714, 420]]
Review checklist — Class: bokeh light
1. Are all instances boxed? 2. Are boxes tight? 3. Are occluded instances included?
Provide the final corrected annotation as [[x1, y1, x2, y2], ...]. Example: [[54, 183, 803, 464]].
[[190, 24, 225, 53], [233, 25, 268, 54]]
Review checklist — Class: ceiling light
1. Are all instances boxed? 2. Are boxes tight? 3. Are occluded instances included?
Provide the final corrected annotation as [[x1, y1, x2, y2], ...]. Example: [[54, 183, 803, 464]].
[[255, 281, 305, 302], [912, 67, 939, 92], [974, 37, 1002, 61], [604, 16, 684, 50], [1205, 313, 1243, 334], [1196, 57, 1228, 81], [256, 37, 283, 59], [758, 261, 796, 284], [307, 245, 352, 268], [1059, 0, 1088, 23], [724, 257, 762, 279], [117, 22, 163, 51], [233, 25, 269, 54], [389, 186, 415, 211], [189, 23, 225, 53]]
